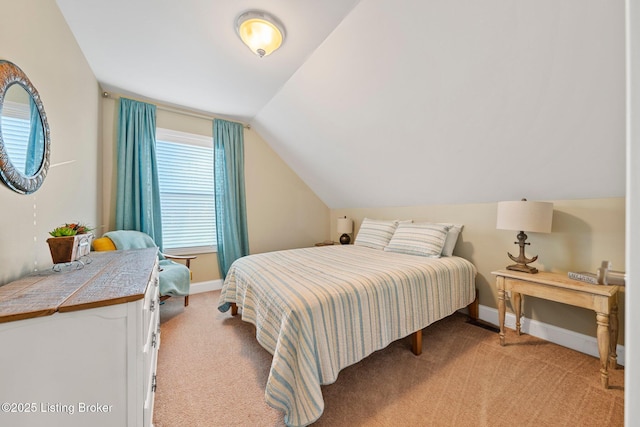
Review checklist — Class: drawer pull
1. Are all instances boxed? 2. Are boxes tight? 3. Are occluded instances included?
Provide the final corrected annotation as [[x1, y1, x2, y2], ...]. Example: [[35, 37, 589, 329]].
[[152, 332, 157, 348], [152, 374, 157, 392], [150, 300, 155, 312]]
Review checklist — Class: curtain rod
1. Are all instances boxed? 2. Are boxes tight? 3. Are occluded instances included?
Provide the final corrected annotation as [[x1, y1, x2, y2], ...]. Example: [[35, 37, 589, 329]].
[[101, 91, 251, 129]]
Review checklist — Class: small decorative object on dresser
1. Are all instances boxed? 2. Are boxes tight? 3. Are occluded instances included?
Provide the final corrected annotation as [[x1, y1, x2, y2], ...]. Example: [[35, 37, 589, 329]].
[[46, 222, 94, 268]]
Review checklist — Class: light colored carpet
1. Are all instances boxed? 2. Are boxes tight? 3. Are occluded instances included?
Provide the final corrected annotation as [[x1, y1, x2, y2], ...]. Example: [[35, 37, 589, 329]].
[[153, 291, 624, 427]]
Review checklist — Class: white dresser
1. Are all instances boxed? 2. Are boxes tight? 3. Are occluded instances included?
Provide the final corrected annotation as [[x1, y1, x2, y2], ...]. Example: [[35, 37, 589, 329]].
[[0, 248, 160, 427]]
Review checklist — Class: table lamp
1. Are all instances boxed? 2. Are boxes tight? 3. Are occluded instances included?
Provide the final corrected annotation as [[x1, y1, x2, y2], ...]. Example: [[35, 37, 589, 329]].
[[337, 216, 353, 245], [496, 198, 553, 274]]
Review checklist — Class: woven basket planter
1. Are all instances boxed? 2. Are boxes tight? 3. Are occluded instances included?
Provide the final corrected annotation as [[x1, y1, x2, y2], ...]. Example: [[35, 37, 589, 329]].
[[47, 234, 93, 264]]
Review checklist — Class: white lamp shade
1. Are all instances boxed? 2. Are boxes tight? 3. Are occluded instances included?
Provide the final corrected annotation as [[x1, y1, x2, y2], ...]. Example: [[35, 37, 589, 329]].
[[236, 11, 285, 57], [496, 200, 553, 233], [337, 217, 353, 234]]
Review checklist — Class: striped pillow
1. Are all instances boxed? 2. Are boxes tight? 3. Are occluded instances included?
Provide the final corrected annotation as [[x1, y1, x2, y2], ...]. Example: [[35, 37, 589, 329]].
[[384, 222, 451, 257], [439, 223, 463, 257], [354, 218, 399, 250]]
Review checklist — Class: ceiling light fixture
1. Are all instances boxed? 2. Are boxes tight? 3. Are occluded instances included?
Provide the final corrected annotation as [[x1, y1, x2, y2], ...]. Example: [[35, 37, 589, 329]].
[[236, 11, 286, 58]]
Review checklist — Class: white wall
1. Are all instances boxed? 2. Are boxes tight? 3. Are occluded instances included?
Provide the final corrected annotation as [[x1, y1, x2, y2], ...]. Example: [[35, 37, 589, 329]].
[[625, 0, 639, 423], [254, 0, 626, 210]]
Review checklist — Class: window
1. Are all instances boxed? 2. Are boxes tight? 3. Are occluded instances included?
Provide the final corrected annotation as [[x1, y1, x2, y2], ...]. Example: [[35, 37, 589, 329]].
[[1, 100, 31, 170], [156, 128, 216, 253]]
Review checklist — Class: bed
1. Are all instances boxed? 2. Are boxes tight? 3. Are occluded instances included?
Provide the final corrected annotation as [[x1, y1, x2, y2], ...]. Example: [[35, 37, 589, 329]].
[[218, 222, 477, 426]]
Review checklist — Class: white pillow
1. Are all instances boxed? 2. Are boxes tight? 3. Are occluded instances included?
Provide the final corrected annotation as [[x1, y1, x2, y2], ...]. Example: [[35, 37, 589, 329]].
[[354, 218, 399, 250], [384, 222, 451, 257], [439, 224, 463, 257]]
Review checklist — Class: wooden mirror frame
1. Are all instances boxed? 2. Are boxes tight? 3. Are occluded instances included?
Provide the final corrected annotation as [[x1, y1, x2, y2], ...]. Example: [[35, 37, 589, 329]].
[[0, 60, 50, 194]]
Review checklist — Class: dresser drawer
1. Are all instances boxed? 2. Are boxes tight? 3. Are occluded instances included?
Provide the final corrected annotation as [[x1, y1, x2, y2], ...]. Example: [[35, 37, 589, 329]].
[[143, 328, 160, 427], [144, 319, 160, 389], [0, 249, 160, 427], [143, 266, 160, 344]]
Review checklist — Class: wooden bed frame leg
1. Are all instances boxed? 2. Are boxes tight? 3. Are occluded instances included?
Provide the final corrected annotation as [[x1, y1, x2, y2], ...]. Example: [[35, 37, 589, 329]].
[[411, 287, 478, 356], [411, 330, 422, 355], [231, 303, 238, 316], [468, 288, 479, 321]]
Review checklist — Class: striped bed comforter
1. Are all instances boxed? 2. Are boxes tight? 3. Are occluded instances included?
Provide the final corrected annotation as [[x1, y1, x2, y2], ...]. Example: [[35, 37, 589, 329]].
[[217, 245, 476, 426]]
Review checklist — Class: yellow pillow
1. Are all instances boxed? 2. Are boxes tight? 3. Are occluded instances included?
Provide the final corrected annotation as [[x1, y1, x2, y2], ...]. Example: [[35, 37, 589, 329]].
[[92, 236, 116, 251]]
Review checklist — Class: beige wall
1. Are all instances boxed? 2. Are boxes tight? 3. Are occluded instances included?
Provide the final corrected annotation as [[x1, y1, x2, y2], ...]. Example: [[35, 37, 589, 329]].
[[332, 197, 625, 344], [1, 0, 625, 354], [0, 0, 100, 285], [1, 0, 332, 286], [100, 97, 329, 282]]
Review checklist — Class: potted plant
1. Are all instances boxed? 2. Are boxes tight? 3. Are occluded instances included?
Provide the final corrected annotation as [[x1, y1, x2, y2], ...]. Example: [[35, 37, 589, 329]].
[[47, 222, 94, 264]]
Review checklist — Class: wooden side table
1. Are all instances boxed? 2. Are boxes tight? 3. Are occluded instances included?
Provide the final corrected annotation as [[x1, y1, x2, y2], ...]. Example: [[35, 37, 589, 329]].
[[492, 269, 619, 388]]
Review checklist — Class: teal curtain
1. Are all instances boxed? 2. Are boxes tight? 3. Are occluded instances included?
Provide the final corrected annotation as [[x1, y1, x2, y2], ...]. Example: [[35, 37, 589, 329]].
[[214, 118, 249, 279], [115, 98, 163, 249], [25, 97, 43, 176]]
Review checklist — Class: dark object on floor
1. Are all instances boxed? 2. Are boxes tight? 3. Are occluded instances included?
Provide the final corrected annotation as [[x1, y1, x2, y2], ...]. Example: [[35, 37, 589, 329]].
[[466, 317, 500, 333]]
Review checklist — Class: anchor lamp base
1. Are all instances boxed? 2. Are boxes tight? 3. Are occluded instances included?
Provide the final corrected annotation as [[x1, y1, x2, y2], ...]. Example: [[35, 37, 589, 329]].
[[506, 230, 539, 274], [506, 262, 538, 274], [496, 199, 553, 275]]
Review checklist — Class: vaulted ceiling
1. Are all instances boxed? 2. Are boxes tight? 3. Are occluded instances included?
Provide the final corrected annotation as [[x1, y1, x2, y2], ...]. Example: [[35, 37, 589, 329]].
[[56, 0, 626, 209]]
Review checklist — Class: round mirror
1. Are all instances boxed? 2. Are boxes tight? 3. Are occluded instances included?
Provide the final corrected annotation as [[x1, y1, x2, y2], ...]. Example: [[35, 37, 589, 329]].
[[0, 60, 50, 194]]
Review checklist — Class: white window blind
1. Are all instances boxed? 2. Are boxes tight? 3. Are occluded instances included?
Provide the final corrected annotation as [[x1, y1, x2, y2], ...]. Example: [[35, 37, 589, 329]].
[[1, 101, 31, 170], [156, 128, 216, 252]]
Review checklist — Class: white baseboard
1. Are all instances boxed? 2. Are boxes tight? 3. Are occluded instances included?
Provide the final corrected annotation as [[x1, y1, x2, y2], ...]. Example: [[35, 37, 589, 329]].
[[187, 288, 626, 366], [477, 304, 625, 366], [190, 279, 223, 294]]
